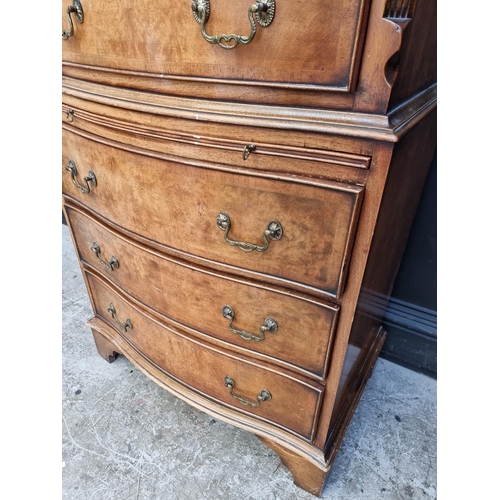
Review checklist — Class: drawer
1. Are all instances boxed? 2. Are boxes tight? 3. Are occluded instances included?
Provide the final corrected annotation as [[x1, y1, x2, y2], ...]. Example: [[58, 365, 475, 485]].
[[62, 0, 367, 93], [66, 205, 339, 379], [61, 96, 373, 184], [85, 270, 324, 440], [62, 129, 364, 298]]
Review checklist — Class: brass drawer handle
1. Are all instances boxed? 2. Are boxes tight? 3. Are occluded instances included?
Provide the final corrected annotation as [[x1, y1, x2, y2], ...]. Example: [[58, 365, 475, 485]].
[[216, 212, 283, 252], [191, 0, 275, 50], [224, 376, 271, 407], [62, 0, 84, 40], [65, 160, 96, 194], [222, 305, 277, 342], [107, 304, 133, 332], [242, 144, 256, 160], [66, 109, 75, 122], [91, 242, 119, 272]]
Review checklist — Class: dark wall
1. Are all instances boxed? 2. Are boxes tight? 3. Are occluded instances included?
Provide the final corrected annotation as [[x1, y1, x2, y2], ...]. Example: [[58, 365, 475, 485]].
[[380, 151, 437, 377], [391, 153, 437, 310]]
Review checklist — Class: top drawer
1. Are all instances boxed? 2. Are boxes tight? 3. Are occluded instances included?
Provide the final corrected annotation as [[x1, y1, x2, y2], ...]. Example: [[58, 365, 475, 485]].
[[62, 0, 367, 92]]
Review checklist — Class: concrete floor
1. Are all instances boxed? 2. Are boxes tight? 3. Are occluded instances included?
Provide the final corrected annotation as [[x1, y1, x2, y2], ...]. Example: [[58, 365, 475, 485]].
[[62, 224, 437, 500]]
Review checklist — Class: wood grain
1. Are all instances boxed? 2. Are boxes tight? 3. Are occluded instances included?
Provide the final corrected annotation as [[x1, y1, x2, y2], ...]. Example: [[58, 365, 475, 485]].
[[62, 128, 364, 298], [61, 0, 438, 494], [62, 0, 367, 90], [85, 268, 325, 440], [65, 204, 339, 379]]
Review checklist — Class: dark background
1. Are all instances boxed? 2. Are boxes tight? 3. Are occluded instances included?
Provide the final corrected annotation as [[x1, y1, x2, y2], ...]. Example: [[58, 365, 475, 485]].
[[380, 151, 437, 377]]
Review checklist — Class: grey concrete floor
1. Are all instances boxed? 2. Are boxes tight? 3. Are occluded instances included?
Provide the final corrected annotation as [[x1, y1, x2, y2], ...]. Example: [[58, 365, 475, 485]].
[[62, 224, 437, 500]]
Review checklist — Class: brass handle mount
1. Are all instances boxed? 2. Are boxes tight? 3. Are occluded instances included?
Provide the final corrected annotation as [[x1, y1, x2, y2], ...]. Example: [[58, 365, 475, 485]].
[[216, 212, 282, 252], [107, 304, 133, 332], [242, 144, 257, 160], [91, 242, 119, 272], [65, 160, 96, 194], [224, 376, 271, 407], [62, 0, 84, 40], [222, 305, 277, 342], [191, 0, 275, 50]]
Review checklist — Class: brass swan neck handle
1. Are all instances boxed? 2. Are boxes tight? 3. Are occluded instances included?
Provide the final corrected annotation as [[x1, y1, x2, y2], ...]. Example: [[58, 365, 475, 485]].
[[62, 0, 84, 40], [216, 212, 283, 253], [191, 0, 275, 50]]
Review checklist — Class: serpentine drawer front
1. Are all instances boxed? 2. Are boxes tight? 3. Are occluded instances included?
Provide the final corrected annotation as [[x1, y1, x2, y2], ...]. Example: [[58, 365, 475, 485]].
[[66, 205, 339, 379], [61, 0, 367, 91], [63, 0, 436, 495], [62, 129, 364, 299], [85, 269, 324, 441]]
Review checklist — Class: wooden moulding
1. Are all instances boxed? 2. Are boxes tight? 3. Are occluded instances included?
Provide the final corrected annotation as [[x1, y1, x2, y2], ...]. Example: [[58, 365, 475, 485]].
[[61, 92, 373, 187], [61, 102, 372, 170], [62, 77, 436, 142]]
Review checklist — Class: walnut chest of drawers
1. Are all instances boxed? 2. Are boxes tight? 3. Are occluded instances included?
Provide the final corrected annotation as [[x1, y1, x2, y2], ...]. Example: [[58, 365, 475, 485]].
[[62, 0, 436, 495]]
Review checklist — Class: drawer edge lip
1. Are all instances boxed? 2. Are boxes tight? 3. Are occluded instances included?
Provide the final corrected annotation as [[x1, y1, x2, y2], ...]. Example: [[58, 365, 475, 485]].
[[87, 315, 329, 467], [62, 125, 365, 195], [82, 258, 335, 383], [62, 61, 351, 93], [61, 103, 372, 171], [62, 77, 437, 142]]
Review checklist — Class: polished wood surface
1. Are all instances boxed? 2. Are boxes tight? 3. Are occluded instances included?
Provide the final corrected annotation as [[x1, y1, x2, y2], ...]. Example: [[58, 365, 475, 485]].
[[62, 0, 367, 91], [62, 0, 436, 494], [66, 204, 339, 379], [62, 129, 364, 298], [61, 0, 431, 113], [61, 76, 436, 142], [85, 269, 324, 440]]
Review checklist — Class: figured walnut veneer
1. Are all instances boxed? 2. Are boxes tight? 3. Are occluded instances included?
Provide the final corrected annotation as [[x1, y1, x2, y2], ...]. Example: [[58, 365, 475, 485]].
[[62, 0, 436, 495]]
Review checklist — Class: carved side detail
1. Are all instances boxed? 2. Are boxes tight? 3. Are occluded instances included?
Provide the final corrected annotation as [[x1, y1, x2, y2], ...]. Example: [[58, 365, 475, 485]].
[[384, 0, 417, 19], [353, 0, 406, 113]]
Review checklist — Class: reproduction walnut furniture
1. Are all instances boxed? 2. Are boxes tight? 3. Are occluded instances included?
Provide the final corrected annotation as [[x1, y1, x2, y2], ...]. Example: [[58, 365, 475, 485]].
[[62, 0, 436, 495]]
